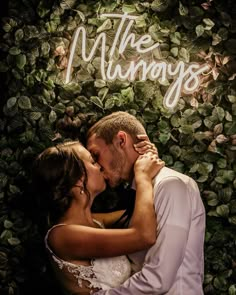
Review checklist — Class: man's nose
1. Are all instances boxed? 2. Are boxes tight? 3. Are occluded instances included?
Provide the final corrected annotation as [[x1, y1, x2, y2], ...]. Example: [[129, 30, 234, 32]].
[[96, 163, 107, 176]]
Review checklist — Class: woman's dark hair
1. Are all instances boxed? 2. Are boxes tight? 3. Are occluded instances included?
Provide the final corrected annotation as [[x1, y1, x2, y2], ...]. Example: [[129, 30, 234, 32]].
[[32, 141, 89, 232]]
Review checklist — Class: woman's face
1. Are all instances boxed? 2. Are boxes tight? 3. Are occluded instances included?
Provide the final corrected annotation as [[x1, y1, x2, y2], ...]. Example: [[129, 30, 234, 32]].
[[74, 144, 106, 197]]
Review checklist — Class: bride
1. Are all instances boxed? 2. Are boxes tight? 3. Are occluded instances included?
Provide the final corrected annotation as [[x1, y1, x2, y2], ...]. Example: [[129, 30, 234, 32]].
[[32, 140, 164, 294]]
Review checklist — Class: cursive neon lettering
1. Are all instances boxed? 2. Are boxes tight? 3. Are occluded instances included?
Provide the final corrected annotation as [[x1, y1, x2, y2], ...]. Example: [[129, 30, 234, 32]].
[[65, 13, 210, 109]]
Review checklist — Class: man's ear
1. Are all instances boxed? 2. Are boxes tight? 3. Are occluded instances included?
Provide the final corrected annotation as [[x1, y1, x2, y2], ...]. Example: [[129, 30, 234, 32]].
[[113, 131, 127, 149]]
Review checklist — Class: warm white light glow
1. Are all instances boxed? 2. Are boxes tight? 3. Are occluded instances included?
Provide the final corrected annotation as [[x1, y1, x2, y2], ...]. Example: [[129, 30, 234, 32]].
[[65, 13, 210, 109]]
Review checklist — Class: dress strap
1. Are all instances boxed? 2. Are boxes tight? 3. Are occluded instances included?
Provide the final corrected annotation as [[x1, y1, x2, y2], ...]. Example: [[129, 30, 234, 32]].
[[44, 223, 66, 255], [93, 219, 105, 229]]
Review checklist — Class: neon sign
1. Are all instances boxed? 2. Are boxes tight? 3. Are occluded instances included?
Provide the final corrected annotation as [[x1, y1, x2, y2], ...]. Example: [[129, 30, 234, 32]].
[[65, 13, 209, 109]]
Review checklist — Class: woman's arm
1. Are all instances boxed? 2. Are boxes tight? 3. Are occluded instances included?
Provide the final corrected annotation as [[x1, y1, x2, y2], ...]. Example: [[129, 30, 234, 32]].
[[48, 154, 164, 260], [92, 210, 125, 228]]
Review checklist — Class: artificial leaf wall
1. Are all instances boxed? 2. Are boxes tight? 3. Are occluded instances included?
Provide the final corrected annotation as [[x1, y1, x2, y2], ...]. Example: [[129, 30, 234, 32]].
[[0, 0, 236, 294]]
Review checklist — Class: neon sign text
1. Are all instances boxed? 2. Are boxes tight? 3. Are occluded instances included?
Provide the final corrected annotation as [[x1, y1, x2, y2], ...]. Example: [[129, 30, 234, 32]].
[[65, 13, 209, 109]]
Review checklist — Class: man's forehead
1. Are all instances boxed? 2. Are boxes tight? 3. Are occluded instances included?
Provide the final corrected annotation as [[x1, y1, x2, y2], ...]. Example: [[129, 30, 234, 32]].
[[87, 134, 107, 152]]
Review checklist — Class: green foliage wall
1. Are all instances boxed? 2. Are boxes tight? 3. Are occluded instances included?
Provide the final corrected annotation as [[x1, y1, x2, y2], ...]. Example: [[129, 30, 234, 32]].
[[0, 0, 236, 294]]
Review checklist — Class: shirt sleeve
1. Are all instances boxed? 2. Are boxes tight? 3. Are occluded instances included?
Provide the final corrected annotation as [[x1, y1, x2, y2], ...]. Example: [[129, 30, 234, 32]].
[[94, 177, 192, 295]]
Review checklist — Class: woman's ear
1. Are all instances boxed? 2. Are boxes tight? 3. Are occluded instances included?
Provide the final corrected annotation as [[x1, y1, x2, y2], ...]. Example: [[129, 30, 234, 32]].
[[72, 179, 85, 194]]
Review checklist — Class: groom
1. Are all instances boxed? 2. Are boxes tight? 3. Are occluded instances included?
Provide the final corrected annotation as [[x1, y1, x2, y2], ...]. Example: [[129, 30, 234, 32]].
[[87, 111, 206, 295]]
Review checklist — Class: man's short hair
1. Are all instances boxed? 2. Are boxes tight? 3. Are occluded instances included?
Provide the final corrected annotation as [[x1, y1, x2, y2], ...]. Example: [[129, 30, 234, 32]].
[[87, 111, 146, 144]]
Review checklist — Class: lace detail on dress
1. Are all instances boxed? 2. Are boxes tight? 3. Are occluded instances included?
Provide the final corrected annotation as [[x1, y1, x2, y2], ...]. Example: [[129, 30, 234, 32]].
[[45, 220, 131, 293], [57, 259, 101, 290]]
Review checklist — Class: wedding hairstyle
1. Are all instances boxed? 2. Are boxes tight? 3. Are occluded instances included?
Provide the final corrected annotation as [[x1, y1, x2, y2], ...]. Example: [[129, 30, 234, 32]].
[[32, 141, 89, 229], [87, 111, 146, 144]]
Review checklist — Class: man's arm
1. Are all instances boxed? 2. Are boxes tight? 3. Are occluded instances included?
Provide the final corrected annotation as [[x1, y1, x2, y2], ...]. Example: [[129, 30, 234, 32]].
[[94, 177, 192, 294]]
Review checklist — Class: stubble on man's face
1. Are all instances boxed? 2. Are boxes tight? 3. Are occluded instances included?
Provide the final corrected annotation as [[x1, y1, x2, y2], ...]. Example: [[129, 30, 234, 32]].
[[105, 145, 125, 188], [87, 135, 125, 188]]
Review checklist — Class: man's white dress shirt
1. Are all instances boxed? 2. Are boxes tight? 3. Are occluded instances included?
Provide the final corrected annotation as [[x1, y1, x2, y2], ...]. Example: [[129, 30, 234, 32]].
[[96, 167, 206, 294]]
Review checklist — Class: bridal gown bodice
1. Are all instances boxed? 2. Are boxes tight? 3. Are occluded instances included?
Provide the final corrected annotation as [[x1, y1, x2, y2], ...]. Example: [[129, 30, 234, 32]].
[[45, 221, 131, 294]]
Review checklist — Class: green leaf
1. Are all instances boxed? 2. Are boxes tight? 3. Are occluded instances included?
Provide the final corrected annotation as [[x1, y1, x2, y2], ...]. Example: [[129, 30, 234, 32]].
[[228, 95, 236, 103], [215, 176, 226, 184], [216, 205, 229, 217], [122, 4, 137, 13], [18, 96, 32, 110], [30, 112, 42, 121], [0, 61, 8, 72], [170, 32, 181, 45], [229, 285, 236, 295], [208, 197, 219, 207], [60, 0, 77, 10], [217, 158, 227, 168], [204, 118, 214, 129], [9, 184, 20, 194], [135, 15, 147, 28], [170, 47, 178, 57], [41, 42, 50, 56], [172, 161, 184, 173], [9, 47, 21, 55], [196, 25, 205, 37], [53, 103, 66, 114], [228, 217, 236, 226], [197, 175, 208, 183], [7, 97, 17, 109], [49, 110, 57, 123], [219, 187, 233, 203], [225, 111, 232, 121], [225, 122, 236, 135], [3, 22, 12, 32], [95, 80, 106, 88], [151, 0, 169, 12], [203, 18, 215, 30], [4, 220, 13, 229], [189, 163, 199, 173], [217, 170, 235, 182], [169, 145, 182, 158], [162, 155, 173, 166], [0, 230, 12, 240], [104, 97, 116, 109], [212, 107, 225, 121], [90, 96, 103, 109], [121, 87, 134, 103], [159, 132, 171, 144], [179, 2, 188, 16], [15, 29, 24, 42], [170, 114, 180, 127], [16, 54, 26, 69], [179, 125, 193, 134], [198, 162, 213, 175], [179, 47, 190, 62], [97, 19, 112, 33], [8, 237, 21, 246], [143, 109, 158, 123], [0, 252, 8, 266], [0, 173, 9, 189]]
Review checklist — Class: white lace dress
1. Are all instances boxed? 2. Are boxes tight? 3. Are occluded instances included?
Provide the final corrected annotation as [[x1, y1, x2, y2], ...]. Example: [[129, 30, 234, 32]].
[[44, 220, 131, 294]]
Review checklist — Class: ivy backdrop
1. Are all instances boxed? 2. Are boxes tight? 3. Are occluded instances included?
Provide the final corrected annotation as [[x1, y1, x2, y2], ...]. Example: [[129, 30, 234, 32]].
[[0, 0, 236, 294]]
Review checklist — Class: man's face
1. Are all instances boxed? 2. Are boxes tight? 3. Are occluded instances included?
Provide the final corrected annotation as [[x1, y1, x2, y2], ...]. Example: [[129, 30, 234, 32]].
[[87, 134, 125, 188]]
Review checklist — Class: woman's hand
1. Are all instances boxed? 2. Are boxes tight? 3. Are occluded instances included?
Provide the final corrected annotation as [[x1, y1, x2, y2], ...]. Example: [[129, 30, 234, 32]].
[[134, 134, 158, 156], [134, 152, 165, 182]]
